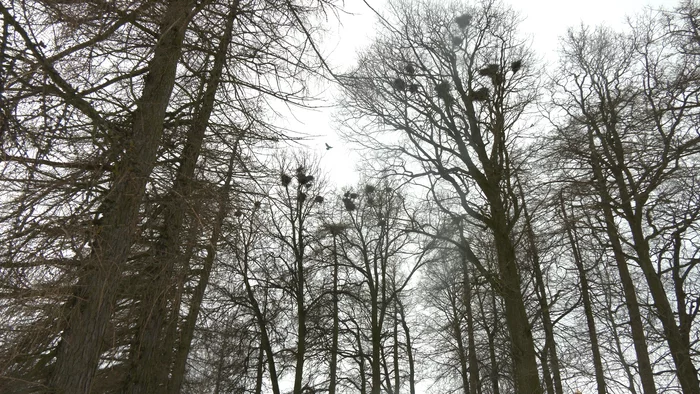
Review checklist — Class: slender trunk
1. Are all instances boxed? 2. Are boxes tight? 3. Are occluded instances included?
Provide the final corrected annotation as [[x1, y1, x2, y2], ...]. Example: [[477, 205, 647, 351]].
[[540, 350, 554, 394], [393, 300, 400, 394], [397, 300, 416, 394], [330, 235, 339, 394], [168, 152, 237, 394], [601, 266, 638, 394], [381, 343, 394, 394], [628, 220, 700, 394], [559, 194, 607, 394], [47, 2, 195, 392], [672, 232, 692, 351], [462, 259, 481, 394], [371, 285, 382, 394], [293, 193, 307, 394], [591, 94, 700, 392], [588, 134, 657, 394], [600, 203, 657, 394], [243, 276, 281, 394], [255, 345, 264, 394], [212, 322, 231, 394], [453, 291, 471, 394], [358, 326, 368, 394], [487, 291, 501, 394], [126, 5, 239, 393], [519, 186, 563, 394]]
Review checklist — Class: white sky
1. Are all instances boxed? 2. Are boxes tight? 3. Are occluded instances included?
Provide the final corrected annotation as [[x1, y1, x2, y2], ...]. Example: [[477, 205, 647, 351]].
[[284, 0, 677, 187]]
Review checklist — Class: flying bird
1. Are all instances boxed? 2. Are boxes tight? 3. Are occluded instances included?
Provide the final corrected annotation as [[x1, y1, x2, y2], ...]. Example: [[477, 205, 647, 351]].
[[325, 143, 333, 150]]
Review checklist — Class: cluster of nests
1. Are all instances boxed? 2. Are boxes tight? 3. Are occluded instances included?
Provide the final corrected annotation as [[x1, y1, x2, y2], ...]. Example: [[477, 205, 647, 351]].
[[280, 166, 314, 188], [391, 59, 522, 103], [389, 11, 523, 104], [280, 167, 324, 204], [342, 191, 359, 211], [341, 184, 392, 212], [391, 63, 421, 94]]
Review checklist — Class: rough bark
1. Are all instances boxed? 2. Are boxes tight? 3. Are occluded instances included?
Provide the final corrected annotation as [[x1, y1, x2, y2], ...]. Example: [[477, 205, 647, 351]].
[[126, 3, 240, 393], [47, 1, 195, 392]]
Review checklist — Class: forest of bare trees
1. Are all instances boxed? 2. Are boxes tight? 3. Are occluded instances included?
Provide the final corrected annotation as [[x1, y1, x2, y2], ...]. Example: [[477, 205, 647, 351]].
[[0, 0, 699, 393]]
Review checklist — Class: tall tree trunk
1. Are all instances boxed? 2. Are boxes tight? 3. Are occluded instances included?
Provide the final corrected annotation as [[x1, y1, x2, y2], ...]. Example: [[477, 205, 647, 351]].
[[168, 151, 238, 394], [293, 194, 308, 394], [357, 325, 368, 394], [539, 349, 554, 394], [559, 194, 607, 394], [461, 256, 481, 394], [486, 291, 501, 394], [491, 208, 542, 394], [397, 300, 416, 394], [454, 296, 471, 394], [47, 2, 195, 392], [381, 343, 394, 394], [330, 235, 340, 394], [627, 219, 700, 394], [588, 133, 658, 394], [370, 271, 382, 394], [393, 298, 400, 394], [518, 184, 563, 394], [255, 345, 265, 394], [126, 4, 239, 393], [212, 320, 232, 394], [601, 265, 638, 394]]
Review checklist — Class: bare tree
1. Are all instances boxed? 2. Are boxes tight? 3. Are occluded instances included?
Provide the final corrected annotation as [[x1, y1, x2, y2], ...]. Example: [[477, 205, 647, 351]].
[[338, 0, 543, 391], [549, 8, 700, 391]]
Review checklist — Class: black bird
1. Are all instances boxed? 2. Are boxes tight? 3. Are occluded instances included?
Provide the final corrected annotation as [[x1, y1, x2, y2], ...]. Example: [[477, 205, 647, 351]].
[[325, 143, 333, 150]]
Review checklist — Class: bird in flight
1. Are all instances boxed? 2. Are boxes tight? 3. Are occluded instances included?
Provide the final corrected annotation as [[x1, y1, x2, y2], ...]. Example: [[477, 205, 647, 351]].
[[325, 143, 333, 150]]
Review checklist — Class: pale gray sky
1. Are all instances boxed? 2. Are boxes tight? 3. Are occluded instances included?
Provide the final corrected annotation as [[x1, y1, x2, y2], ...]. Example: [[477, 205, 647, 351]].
[[286, 0, 677, 187]]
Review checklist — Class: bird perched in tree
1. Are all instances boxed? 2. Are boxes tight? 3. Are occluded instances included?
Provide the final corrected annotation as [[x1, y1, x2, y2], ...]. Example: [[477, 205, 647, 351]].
[[325, 143, 333, 150]]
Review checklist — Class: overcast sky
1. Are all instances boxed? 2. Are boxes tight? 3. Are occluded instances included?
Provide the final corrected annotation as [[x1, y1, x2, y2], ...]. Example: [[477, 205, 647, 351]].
[[285, 0, 677, 187]]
